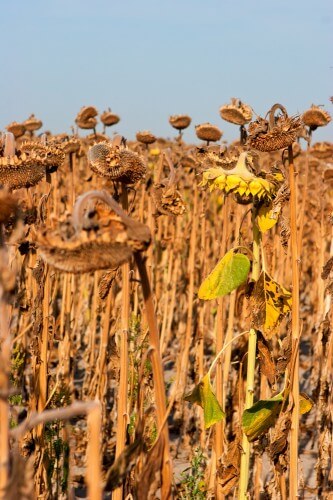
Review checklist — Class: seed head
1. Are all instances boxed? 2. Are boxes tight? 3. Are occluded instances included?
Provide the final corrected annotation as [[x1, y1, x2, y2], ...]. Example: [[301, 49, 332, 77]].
[[75, 106, 98, 130], [100, 109, 120, 127], [37, 190, 151, 273], [302, 105, 331, 129], [136, 130, 156, 145], [247, 104, 302, 152], [219, 98, 253, 126], [6, 122, 26, 139], [23, 114, 43, 132], [195, 123, 223, 143], [88, 140, 146, 184], [169, 115, 192, 131]]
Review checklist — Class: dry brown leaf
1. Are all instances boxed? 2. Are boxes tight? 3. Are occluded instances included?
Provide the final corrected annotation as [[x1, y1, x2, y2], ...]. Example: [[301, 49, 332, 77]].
[[217, 435, 241, 494], [257, 334, 276, 385], [136, 434, 165, 499]]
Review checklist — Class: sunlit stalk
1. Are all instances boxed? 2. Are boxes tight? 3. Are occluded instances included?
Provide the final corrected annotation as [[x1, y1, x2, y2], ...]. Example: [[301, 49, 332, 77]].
[[238, 211, 261, 499]]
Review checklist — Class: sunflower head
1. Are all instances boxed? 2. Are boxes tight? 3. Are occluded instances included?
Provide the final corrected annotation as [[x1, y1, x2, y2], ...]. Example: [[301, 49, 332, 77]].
[[201, 152, 280, 202]]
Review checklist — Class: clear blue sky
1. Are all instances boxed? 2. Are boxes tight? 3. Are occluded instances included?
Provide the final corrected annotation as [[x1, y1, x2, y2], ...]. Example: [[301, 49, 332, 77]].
[[1, 0, 332, 144]]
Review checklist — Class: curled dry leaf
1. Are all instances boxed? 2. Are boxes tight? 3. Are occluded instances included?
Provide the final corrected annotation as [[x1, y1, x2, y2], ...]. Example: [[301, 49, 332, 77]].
[[217, 435, 241, 494], [98, 269, 118, 299], [269, 411, 292, 473], [257, 333, 276, 385], [104, 439, 142, 492], [135, 434, 165, 499]]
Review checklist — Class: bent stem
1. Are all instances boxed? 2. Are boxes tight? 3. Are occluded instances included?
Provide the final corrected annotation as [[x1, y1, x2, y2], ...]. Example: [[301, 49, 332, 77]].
[[238, 210, 261, 499], [134, 253, 172, 499]]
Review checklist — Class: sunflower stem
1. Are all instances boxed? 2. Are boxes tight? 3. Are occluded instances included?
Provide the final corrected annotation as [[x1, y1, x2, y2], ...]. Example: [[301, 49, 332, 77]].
[[238, 209, 261, 499], [288, 144, 300, 499]]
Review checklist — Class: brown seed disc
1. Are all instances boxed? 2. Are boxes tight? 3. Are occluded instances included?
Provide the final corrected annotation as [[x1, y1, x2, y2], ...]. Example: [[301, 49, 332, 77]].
[[6, 122, 26, 139], [23, 114, 43, 132], [39, 240, 134, 273], [248, 115, 301, 152], [302, 106, 331, 128], [88, 142, 146, 183], [169, 115, 192, 130], [195, 123, 223, 142], [136, 130, 156, 145], [310, 142, 333, 160], [0, 155, 46, 189], [100, 111, 120, 126], [219, 100, 252, 125]]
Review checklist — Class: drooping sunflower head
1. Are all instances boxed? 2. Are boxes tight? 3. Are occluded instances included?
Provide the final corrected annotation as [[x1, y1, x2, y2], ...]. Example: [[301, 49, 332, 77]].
[[201, 151, 280, 202]]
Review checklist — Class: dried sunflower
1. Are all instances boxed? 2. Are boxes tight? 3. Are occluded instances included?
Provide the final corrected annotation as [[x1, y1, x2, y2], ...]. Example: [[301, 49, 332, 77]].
[[6, 122, 26, 139], [136, 130, 156, 145], [169, 115, 192, 131], [37, 190, 151, 273], [75, 106, 98, 130], [0, 133, 52, 189], [247, 104, 302, 152], [195, 123, 223, 144], [100, 109, 120, 127], [219, 98, 253, 126], [302, 105, 331, 129], [88, 136, 146, 184], [23, 114, 43, 132]]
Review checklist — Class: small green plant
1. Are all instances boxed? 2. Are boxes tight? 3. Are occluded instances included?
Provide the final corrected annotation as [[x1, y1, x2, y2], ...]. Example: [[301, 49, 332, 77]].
[[180, 447, 206, 499]]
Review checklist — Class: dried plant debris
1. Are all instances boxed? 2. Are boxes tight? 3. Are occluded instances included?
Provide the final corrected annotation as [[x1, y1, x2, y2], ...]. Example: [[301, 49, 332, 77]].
[[217, 435, 241, 494], [98, 269, 118, 299], [257, 333, 276, 385]]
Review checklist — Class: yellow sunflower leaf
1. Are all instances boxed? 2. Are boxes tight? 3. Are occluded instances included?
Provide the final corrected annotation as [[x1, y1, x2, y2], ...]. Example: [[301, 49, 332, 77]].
[[299, 393, 314, 415], [251, 271, 292, 339], [198, 249, 250, 300], [256, 203, 279, 233], [184, 374, 225, 429]]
